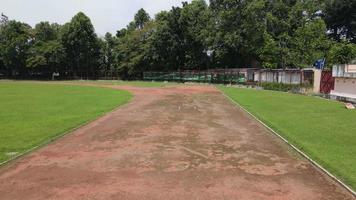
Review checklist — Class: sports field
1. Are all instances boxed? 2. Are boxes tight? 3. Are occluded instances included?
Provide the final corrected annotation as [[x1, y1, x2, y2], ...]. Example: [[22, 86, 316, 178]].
[[0, 81, 132, 163], [0, 82, 353, 199], [220, 86, 356, 190]]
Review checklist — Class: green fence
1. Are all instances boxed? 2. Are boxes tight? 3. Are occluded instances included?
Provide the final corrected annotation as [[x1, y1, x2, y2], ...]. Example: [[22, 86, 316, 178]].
[[143, 71, 246, 84]]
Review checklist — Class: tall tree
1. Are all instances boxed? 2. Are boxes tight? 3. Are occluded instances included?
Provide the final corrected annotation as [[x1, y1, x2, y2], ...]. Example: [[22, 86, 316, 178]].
[[99, 32, 117, 75], [208, 0, 246, 68], [290, 19, 331, 67], [134, 8, 151, 29], [325, 0, 356, 43], [0, 20, 31, 77], [148, 1, 210, 71], [33, 22, 58, 41], [26, 21, 65, 76], [328, 42, 356, 64], [115, 21, 155, 79], [149, 7, 186, 71], [61, 12, 100, 77], [179, 0, 210, 69], [0, 13, 8, 25], [0, 13, 9, 71]]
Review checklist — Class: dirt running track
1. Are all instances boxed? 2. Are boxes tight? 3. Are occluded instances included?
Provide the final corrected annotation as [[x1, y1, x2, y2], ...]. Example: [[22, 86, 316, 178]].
[[0, 85, 354, 200]]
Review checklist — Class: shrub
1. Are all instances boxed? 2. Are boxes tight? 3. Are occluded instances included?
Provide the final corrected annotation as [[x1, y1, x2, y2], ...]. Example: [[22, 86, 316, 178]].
[[260, 82, 312, 93], [328, 42, 356, 65]]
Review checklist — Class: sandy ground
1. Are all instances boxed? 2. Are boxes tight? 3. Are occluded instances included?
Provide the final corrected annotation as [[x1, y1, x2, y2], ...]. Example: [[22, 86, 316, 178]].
[[0, 85, 354, 200]]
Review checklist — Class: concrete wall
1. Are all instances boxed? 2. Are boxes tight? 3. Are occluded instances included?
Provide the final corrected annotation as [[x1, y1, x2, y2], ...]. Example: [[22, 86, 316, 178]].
[[278, 71, 302, 84], [331, 77, 356, 98], [331, 65, 356, 99], [313, 69, 322, 93], [254, 71, 302, 84]]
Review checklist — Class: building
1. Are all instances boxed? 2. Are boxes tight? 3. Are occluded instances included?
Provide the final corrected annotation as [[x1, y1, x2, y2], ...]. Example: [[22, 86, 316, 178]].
[[331, 64, 356, 100]]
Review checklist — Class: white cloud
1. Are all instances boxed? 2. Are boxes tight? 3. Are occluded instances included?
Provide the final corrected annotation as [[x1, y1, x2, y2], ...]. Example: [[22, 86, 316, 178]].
[[0, 0, 191, 35]]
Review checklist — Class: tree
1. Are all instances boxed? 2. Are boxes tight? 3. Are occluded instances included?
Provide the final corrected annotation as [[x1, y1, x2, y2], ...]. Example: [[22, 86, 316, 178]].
[[0, 13, 9, 71], [208, 0, 247, 68], [0, 0, 353, 80], [0, 13, 8, 25], [179, 0, 210, 69], [26, 40, 65, 73], [113, 9, 155, 78], [115, 21, 155, 79], [328, 42, 356, 64], [325, 0, 356, 43], [259, 32, 280, 68], [147, 1, 210, 71], [134, 9, 150, 29], [258, 0, 327, 68], [33, 22, 60, 41], [0, 20, 31, 77], [99, 32, 117, 75], [61, 12, 100, 77], [290, 19, 331, 68], [25, 21, 65, 77], [148, 7, 187, 71]]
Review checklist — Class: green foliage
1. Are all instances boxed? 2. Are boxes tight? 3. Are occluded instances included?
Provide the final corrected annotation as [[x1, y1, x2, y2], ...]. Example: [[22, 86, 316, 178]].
[[220, 86, 356, 190], [207, 0, 329, 68], [24, 21, 66, 76], [290, 19, 331, 68], [98, 32, 117, 74], [0, 20, 31, 76], [1, 1, 355, 78], [325, 0, 356, 43], [0, 81, 132, 163], [33, 22, 59, 41], [134, 8, 150, 29], [328, 42, 356, 65], [26, 40, 65, 69], [115, 21, 154, 79], [61, 12, 100, 75], [259, 32, 279, 68], [147, 0, 210, 71], [260, 82, 312, 92]]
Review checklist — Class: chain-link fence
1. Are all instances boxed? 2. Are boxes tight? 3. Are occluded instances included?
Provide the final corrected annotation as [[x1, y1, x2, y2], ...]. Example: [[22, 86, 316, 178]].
[[143, 71, 247, 84]]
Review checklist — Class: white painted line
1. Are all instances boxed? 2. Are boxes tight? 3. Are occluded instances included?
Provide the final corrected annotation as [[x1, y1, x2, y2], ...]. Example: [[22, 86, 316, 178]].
[[178, 145, 209, 160], [218, 87, 356, 197]]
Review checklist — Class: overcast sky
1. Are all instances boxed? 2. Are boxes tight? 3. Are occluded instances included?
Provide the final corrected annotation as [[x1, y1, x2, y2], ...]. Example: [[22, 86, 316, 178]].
[[1, 0, 192, 36]]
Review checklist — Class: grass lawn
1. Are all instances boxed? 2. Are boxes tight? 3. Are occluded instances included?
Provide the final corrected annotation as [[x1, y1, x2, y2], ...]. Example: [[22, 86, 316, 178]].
[[220, 86, 356, 190], [0, 81, 132, 163]]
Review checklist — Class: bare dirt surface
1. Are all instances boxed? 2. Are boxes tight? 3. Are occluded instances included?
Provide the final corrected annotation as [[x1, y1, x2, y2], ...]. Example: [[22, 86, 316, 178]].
[[0, 85, 354, 200]]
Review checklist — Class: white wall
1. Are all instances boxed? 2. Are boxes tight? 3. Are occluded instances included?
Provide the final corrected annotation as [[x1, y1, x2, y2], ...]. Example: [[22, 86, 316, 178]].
[[333, 78, 356, 95]]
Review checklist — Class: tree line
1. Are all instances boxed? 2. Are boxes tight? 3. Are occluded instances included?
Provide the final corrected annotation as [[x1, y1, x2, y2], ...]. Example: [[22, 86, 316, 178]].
[[0, 0, 355, 79]]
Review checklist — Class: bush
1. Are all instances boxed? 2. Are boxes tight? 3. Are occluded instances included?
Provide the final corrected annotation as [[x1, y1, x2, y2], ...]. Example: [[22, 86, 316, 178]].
[[328, 42, 356, 65], [260, 82, 312, 93]]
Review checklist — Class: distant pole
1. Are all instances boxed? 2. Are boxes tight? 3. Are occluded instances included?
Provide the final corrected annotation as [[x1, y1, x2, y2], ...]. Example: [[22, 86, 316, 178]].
[[206, 50, 214, 84]]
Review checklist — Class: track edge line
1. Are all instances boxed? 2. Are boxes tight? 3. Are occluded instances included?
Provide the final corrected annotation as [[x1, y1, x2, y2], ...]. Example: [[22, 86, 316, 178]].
[[217, 86, 356, 197], [0, 87, 133, 168]]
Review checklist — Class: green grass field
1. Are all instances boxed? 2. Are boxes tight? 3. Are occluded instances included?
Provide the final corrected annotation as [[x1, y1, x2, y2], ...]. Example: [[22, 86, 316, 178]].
[[0, 81, 132, 163], [220, 86, 356, 190]]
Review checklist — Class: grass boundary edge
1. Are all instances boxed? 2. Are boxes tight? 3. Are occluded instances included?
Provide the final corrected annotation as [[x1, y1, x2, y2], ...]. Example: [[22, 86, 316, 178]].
[[0, 86, 133, 168], [217, 86, 356, 197]]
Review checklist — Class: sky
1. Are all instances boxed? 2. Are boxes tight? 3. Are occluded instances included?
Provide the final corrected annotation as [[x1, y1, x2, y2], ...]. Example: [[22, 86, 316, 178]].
[[1, 0, 192, 36]]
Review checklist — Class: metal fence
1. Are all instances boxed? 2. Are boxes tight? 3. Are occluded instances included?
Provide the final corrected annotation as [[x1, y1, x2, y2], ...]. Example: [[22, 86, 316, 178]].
[[143, 71, 246, 84]]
